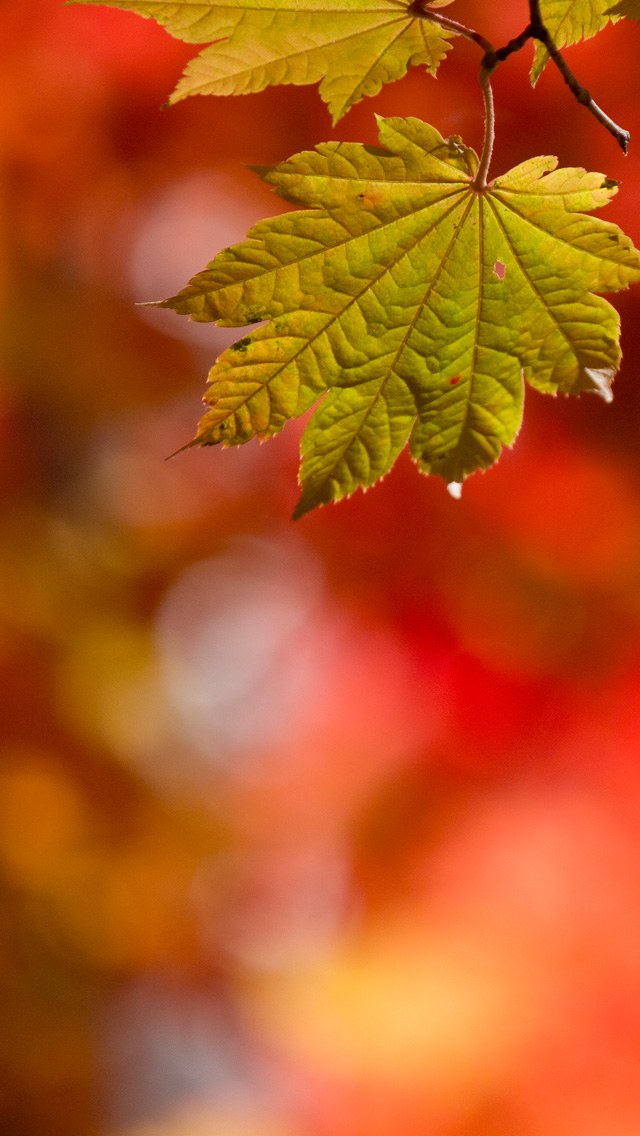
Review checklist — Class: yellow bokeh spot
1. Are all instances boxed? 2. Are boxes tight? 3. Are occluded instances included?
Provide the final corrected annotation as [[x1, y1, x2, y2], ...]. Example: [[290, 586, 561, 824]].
[[251, 916, 540, 1106]]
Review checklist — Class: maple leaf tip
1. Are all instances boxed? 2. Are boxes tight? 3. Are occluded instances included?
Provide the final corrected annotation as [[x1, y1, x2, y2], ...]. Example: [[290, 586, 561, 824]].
[[585, 368, 615, 403], [166, 438, 201, 460], [246, 164, 271, 180]]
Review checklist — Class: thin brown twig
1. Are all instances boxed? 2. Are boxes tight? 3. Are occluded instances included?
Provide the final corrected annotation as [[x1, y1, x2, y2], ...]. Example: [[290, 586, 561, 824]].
[[483, 27, 535, 71], [413, 0, 630, 155], [527, 0, 628, 151], [529, 25, 630, 152]]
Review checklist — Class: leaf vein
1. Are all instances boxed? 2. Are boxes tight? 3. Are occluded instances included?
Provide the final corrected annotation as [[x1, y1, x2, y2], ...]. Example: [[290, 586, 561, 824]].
[[208, 191, 470, 429], [485, 193, 576, 362]]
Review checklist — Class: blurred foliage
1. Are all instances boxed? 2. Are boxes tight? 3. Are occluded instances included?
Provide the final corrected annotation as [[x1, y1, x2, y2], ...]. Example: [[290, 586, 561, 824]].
[[4, 4, 640, 1136]]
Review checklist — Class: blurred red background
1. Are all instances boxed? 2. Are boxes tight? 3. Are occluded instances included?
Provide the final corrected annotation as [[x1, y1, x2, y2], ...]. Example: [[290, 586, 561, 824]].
[[3, 3, 640, 1134]]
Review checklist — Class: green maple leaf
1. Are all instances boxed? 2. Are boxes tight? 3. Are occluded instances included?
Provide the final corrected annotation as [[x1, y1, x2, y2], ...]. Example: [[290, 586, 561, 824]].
[[604, 0, 640, 17], [532, 0, 621, 83], [161, 116, 640, 518], [75, 0, 454, 123]]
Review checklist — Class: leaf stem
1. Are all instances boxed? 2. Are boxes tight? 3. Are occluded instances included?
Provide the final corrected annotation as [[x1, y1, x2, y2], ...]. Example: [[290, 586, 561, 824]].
[[410, 3, 498, 189], [472, 66, 495, 191]]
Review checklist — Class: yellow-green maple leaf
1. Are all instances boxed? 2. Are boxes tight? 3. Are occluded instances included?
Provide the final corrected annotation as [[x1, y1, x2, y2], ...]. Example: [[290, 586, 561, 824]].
[[76, 0, 454, 123], [161, 116, 640, 517], [532, 0, 621, 83]]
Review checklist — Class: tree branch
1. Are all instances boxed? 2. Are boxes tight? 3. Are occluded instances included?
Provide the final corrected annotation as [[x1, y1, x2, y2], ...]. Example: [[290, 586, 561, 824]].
[[482, 27, 535, 72]]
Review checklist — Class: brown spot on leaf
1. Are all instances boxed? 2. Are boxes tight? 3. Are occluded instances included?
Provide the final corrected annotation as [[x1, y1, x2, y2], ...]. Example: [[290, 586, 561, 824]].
[[493, 260, 506, 280], [449, 375, 460, 386]]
